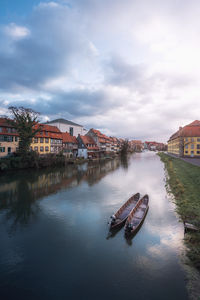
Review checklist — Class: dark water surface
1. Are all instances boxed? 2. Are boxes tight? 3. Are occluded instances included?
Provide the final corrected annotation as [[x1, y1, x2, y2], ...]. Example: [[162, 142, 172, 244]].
[[0, 152, 188, 300]]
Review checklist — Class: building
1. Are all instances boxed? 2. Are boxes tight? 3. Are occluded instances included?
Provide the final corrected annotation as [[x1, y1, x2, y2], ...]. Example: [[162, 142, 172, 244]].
[[145, 141, 167, 151], [45, 118, 84, 137], [62, 132, 78, 158], [86, 128, 116, 154], [168, 120, 200, 157], [0, 118, 19, 157], [129, 140, 143, 152], [31, 124, 63, 154], [77, 135, 99, 159], [109, 137, 120, 152]]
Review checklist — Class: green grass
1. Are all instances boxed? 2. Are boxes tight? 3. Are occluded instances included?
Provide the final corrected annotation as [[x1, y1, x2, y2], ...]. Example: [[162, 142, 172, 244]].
[[158, 152, 200, 270]]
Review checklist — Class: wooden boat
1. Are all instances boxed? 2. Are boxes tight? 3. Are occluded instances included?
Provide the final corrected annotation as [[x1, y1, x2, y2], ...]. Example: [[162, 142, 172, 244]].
[[109, 193, 140, 229], [124, 194, 149, 235]]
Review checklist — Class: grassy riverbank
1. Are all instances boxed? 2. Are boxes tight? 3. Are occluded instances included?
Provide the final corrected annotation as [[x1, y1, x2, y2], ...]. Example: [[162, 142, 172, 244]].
[[158, 152, 200, 271]]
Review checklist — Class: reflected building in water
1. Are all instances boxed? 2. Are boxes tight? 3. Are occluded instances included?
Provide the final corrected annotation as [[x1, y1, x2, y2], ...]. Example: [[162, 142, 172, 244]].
[[0, 158, 121, 228]]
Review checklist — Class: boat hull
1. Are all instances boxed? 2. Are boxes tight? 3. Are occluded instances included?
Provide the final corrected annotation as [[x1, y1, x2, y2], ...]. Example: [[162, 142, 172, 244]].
[[109, 193, 140, 230], [124, 195, 149, 236]]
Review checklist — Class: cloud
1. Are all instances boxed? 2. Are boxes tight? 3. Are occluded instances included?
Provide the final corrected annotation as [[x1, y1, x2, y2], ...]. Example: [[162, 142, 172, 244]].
[[4, 23, 30, 40], [1, 0, 200, 141]]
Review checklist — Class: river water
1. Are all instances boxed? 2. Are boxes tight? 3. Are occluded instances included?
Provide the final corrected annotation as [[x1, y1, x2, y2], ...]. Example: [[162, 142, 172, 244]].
[[0, 152, 188, 300]]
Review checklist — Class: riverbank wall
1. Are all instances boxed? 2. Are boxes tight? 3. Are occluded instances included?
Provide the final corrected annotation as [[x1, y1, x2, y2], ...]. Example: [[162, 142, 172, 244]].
[[0, 152, 121, 172], [158, 152, 200, 271]]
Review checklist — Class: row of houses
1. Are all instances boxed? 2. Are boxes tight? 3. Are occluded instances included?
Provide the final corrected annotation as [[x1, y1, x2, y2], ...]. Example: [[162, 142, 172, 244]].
[[144, 141, 167, 151], [0, 118, 128, 158], [167, 120, 200, 157]]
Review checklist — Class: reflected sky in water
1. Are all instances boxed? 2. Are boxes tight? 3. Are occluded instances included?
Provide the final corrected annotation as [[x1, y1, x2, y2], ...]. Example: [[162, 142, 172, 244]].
[[0, 152, 188, 300]]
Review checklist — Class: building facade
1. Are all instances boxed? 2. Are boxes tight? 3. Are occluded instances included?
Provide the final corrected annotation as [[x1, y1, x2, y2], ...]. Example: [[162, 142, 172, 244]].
[[31, 124, 63, 154], [45, 118, 84, 137], [0, 118, 19, 157], [62, 132, 78, 158], [168, 120, 200, 157], [77, 135, 99, 158]]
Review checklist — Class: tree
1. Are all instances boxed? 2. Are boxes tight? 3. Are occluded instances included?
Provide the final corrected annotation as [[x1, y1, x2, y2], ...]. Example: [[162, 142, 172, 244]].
[[8, 106, 41, 156], [120, 139, 129, 157]]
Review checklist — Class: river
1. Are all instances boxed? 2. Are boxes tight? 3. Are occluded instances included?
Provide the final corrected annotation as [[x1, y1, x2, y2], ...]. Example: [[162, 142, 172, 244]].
[[0, 152, 188, 300]]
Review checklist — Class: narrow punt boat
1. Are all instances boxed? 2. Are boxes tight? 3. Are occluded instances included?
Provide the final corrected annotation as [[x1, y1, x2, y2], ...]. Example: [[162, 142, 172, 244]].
[[124, 194, 149, 236], [109, 193, 140, 229]]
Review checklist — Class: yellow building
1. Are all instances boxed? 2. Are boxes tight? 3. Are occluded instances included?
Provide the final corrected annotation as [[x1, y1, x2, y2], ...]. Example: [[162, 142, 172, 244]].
[[30, 124, 63, 154], [168, 120, 200, 157]]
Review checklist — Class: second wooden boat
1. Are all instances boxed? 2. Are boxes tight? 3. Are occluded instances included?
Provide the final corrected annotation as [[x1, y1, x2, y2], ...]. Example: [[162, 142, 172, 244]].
[[124, 194, 149, 236], [109, 193, 140, 229]]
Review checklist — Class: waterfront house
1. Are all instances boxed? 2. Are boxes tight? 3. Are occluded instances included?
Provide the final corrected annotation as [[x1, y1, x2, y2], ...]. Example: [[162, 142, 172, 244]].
[[145, 141, 167, 151], [86, 129, 114, 154], [77, 135, 99, 159], [62, 132, 78, 158], [168, 120, 200, 157], [0, 118, 19, 157], [45, 118, 85, 137], [129, 140, 143, 152], [31, 124, 63, 154]]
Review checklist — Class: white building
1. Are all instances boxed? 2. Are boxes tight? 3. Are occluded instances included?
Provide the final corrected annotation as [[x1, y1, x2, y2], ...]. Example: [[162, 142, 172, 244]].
[[45, 118, 84, 137]]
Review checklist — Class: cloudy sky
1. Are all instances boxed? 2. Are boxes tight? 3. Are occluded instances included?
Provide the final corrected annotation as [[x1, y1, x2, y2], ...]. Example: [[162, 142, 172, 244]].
[[0, 0, 200, 141]]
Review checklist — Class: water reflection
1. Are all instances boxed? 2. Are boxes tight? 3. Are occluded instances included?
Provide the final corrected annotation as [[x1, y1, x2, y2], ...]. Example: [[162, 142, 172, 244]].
[[0, 158, 121, 229], [0, 152, 189, 300]]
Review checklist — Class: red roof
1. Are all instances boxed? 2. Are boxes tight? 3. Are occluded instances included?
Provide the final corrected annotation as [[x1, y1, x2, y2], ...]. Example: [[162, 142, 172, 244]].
[[62, 132, 77, 144], [169, 120, 200, 141], [80, 135, 99, 150], [90, 128, 111, 143], [0, 118, 19, 136], [34, 123, 62, 139]]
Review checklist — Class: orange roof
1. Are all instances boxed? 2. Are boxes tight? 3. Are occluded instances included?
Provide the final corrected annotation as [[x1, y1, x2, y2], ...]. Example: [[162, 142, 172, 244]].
[[80, 135, 99, 150], [34, 123, 62, 139], [62, 132, 77, 143], [0, 118, 19, 136], [169, 120, 200, 141], [130, 140, 142, 144], [91, 128, 110, 143]]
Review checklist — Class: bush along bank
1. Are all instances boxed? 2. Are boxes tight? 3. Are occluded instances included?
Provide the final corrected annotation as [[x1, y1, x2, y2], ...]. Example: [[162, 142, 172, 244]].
[[0, 152, 120, 172], [158, 152, 200, 271], [0, 152, 66, 172]]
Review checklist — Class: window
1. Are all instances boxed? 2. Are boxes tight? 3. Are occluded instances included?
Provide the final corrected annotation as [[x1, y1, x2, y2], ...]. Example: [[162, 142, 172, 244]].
[[40, 146, 44, 152], [197, 151, 200, 154], [0, 147, 5, 152], [191, 151, 194, 154], [45, 131, 48, 136], [191, 138, 194, 142], [70, 127, 73, 136], [197, 144, 200, 149], [45, 146, 49, 152], [3, 135, 13, 142], [45, 138, 49, 143], [34, 146, 38, 151], [34, 138, 38, 143], [40, 138, 44, 143], [185, 145, 188, 149], [191, 144, 194, 149], [197, 138, 200, 142], [15, 136, 18, 142], [185, 138, 188, 142], [185, 151, 188, 154], [0, 127, 2, 132]]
